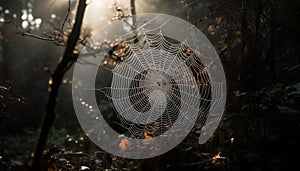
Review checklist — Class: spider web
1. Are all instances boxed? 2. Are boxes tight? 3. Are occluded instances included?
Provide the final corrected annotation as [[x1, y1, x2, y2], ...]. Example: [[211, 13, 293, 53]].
[[73, 13, 226, 158], [95, 27, 212, 140]]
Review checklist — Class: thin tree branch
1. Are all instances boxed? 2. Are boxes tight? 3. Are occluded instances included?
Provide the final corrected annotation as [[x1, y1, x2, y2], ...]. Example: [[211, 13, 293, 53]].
[[194, 0, 232, 26], [16, 27, 57, 41], [60, 0, 71, 32], [4, 0, 72, 43], [130, 0, 136, 29]]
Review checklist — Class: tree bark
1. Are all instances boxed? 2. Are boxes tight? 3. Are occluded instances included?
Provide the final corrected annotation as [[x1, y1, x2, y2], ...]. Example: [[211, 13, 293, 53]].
[[31, 0, 87, 170]]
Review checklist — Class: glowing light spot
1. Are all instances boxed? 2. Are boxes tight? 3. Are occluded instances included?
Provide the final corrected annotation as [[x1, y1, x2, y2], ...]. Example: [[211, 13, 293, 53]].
[[48, 79, 53, 85], [230, 137, 234, 143], [103, 61, 107, 64], [28, 14, 34, 21], [51, 14, 56, 19], [21, 13, 27, 20], [118, 134, 125, 138], [35, 18, 42, 25], [22, 21, 29, 29], [80, 166, 90, 170], [12, 14, 17, 18], [0, 18, 4, 23], [4, 9, 9, 14]]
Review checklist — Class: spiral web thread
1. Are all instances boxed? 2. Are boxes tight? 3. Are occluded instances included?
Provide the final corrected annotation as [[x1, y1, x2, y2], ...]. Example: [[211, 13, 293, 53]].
[[93, 25, 221, 140]]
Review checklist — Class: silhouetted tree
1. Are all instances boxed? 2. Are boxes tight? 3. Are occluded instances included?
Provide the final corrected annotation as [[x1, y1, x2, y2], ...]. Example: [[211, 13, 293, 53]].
[[31, 0, 87, 170]]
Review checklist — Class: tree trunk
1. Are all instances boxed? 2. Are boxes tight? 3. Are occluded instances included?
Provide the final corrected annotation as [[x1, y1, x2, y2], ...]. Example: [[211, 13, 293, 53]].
[[31, 0, 87, 170]]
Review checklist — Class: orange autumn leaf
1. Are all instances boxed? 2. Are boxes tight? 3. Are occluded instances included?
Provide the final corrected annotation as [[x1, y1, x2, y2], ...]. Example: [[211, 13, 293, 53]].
[[215, 17, 223, 24], [144, 130, 152, 140], [119, 138, 131, 151], [208, 25, 215, 35], [211, 152, 226, 164]]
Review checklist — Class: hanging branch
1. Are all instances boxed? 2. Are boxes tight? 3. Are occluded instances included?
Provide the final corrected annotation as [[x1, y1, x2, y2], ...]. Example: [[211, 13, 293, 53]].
[[9, 0, 71, 44]]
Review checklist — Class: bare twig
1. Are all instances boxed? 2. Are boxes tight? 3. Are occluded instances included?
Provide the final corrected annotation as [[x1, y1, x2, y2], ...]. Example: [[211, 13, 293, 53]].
[[194, 0, 232, 26], [49, 0, 57, 8], [60, 0, 71, 32], [1, 19, 58, 41], [16, 26, 57, 41], [4, 0, 72, 43], [122, 16, 135, 31]]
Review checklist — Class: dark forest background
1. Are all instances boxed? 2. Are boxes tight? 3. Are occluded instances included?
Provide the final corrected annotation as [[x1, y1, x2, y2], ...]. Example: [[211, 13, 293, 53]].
[[0, 0, 299, 170]]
